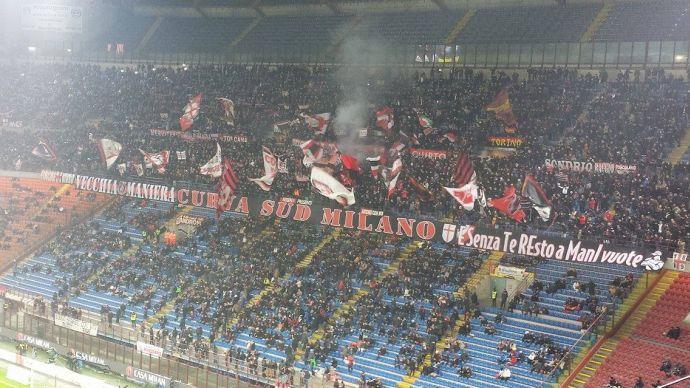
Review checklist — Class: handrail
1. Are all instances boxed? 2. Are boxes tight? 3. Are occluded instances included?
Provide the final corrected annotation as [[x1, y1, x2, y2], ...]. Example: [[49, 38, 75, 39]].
[[560, 269, 666, 387], [659, 374, 690, 387], [540, 308, 608, 386]]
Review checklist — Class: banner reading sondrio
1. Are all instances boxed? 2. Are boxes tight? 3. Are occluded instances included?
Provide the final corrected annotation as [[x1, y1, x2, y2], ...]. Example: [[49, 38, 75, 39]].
[[545, 159, 637, 174], [41, 170, 669, 269]]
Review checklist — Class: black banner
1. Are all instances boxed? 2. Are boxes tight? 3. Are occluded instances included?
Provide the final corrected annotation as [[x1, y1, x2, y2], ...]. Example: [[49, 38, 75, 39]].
[[41, 170, 669, 269]]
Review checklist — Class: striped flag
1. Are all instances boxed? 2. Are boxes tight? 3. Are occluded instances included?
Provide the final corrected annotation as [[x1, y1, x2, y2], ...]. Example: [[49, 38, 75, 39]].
[[216, 158, 239, 218], [453, 153, 476, 186], [366, 155, 381, 178]]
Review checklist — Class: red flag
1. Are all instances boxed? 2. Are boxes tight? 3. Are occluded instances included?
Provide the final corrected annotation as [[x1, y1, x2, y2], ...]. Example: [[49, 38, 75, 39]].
[[216, 158, 239, 218], [179, 93, 202, 132], [486, 89, 518, 134], [489, 186, 525, 222], [453, 153, 475, 186], [340, 154, 361, 173]]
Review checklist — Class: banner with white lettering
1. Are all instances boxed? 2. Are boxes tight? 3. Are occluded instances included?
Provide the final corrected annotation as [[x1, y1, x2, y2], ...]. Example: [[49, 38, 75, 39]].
[[126, 366, 170, 387], [16, 333, 51, 350], [136, 341, 164, 358], [54, 314, 98, 336], [545, 159, 637, 174], [409, 148, 448, 160], [149, 128, 248, 143], [21, 5, 83, 33], [41, 170, 670, 269]]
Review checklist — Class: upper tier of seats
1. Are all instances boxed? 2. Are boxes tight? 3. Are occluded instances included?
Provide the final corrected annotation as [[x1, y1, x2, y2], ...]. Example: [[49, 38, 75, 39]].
[[456, 3, 599, 44], [594, 0, 690, 42], [147, 17, 254, 53], [353, 11, 464, 43], [80, 0, 690, 56], [235, 15, 348, 54]]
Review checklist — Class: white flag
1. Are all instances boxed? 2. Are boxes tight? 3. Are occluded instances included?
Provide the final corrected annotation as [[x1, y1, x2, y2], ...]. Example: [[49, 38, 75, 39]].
[[97, 138, 122, 169], [310, 166, 355, 207], [444, 182, 478, 211], [200, 143, 222, 178], [139, 149, 169, 174], [250, 146, 278, 191]]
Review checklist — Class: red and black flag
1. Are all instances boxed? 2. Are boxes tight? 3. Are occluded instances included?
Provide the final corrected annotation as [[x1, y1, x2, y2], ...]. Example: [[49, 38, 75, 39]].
[[489, 185, 525, 222], [453, 153, 475, 186], [521, 174, 552, 221], [486, 89, 518, 134], [216, 158, 239, 218]]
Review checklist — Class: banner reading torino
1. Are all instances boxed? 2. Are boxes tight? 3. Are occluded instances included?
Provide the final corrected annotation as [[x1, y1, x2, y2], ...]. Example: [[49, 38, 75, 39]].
[[41, 170, 669, 269]]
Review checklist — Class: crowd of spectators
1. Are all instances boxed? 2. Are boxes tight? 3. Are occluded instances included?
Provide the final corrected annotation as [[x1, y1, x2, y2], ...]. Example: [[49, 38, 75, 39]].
[[0, 62, 688, 252]]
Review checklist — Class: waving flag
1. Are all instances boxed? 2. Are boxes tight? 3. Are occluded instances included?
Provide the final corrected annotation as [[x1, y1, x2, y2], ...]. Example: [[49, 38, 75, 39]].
[[301, 140, 323, 167], [375, 107, 394, 131], [418, 114, 434, 136], [445, 182, 478, 211], [489, 185, 525, 222], [383, 158, 403, 198], [408, 176, 433, 201], [273, 119, 299, 133], [139, 149, 170, 174], [486, 89, 518, 134], [32, 138, 58, 161], [522, 174, 552, 221], [200, 143, 222, 178], [311, 166, 356, 207], [453, 153, 476, 186], [250, 146, 278, 191], [179, 93, 202, 132], [340, 154, 361, 173], [217, 98, 235, 126], [96, 138, 122, 169], [216, 158, 239, 218], [302, 113, 331, 135], [366, 155, 382, 178]]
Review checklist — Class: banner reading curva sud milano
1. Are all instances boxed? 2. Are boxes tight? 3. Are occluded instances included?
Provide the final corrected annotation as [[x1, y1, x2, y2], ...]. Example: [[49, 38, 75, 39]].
[[41, 170, 668, 270]]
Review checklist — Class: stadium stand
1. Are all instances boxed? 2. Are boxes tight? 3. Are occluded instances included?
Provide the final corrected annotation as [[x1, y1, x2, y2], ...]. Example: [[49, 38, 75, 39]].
[[0, 177, 109, 272], [1, 1, 690, 386], [456, 4, 599, 44], [86, 12, 155, 52], [593, 0, 690, 42], [146, 17, 255, 53], [354, 11, 464, 43], [236, 15, 349, 55]]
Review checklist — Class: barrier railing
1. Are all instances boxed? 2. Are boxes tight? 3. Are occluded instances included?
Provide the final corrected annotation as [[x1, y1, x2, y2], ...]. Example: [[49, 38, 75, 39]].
[[0, 294, 348, 387], [538, 308, 609, 387]]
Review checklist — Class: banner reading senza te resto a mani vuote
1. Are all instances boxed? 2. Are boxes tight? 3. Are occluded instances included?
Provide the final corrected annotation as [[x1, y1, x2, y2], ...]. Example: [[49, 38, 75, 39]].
[[40, 170, 670, 270]]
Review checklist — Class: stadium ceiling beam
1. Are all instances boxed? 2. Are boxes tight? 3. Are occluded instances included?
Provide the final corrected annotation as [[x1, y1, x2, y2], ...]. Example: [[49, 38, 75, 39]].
[[322, 0, 342, 15], [190, 0, 211, 20], [431, 0, 448, 11], [250, 0, 266, 17]]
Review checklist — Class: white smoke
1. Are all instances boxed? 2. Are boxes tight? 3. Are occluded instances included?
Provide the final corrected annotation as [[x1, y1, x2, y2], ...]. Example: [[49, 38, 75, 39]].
[[332, 35, 390, 154]]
